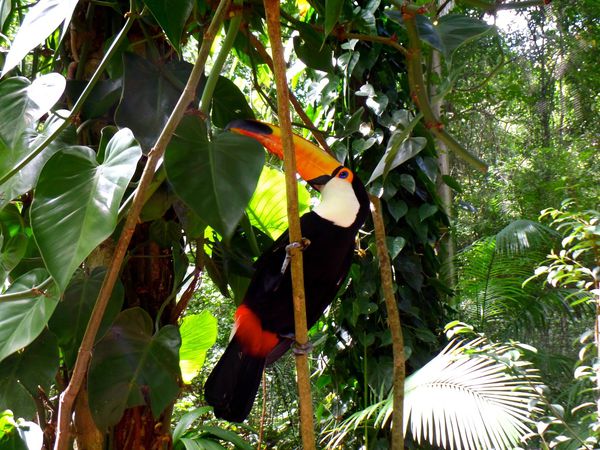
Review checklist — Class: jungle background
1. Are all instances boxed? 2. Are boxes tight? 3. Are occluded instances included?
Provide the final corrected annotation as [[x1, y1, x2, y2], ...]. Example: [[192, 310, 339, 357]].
[[0, 0, 598, 449]]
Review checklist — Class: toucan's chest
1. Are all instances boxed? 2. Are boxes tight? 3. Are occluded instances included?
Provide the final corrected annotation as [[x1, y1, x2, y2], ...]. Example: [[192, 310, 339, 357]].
[[243, 212, 357, 333]]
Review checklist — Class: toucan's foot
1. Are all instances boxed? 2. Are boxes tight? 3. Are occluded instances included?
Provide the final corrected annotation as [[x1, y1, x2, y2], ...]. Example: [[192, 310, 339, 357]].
[[292, 340, 313, 356]]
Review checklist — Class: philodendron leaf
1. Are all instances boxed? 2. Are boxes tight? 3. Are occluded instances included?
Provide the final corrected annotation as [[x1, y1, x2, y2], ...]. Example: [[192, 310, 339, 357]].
[[2, 0, 79, 75], [436, 15, 493, 58], [115, 52, 198, 151], [143, 0, 194, 54], [0, 268, 59, 363], [88, 308, 181, 430], [324, 0, 344, 37], [246, 166, 311, 240], [48, 267, 124, 368], [0, 329, 59, 420], [0, 74, 66, 148], [0, 110, 77, 210], [179, 311, 218, 384], [368, 136, 427, 184], [30, 129, 141, 290], [165, 120, 265, 239]]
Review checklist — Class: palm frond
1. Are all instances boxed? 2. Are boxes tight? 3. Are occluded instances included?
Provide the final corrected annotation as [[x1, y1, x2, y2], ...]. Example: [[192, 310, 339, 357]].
[[495, 219, 555, 255], [322, 338, 541, 450]]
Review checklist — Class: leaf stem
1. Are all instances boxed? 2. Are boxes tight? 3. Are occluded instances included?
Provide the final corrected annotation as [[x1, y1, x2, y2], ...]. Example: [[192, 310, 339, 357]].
[[199, 0, 243, 115], [52, 1, 232, 448], [0, 276, 54, 301], [401, 3, 488, 173]]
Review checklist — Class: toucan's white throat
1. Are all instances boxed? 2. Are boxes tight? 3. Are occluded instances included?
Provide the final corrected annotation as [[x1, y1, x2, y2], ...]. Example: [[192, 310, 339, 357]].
[[313, 177, 360, 228]]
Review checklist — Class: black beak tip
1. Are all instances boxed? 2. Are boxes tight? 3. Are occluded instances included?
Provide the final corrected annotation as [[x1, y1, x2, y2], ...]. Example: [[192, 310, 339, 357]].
[[225, 119, 273, 136]]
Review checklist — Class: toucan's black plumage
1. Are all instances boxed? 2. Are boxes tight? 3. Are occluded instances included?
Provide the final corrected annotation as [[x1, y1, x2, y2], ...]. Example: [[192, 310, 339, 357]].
[[204, 120, 369, 422]]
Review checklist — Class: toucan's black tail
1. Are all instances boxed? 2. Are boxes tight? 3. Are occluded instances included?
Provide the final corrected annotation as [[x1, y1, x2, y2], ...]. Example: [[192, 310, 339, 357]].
[[204, 337, 265, 422]]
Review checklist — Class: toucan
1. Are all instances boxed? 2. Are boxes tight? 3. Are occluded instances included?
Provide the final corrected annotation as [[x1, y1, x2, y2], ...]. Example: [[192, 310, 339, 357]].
[[204, 119, 370, 422]]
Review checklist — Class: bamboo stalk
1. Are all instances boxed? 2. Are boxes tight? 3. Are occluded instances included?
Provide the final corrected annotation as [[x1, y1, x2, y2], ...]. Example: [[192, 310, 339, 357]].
[[370, 195, 405, 449], [52, 1, 232, 448], [262, 1, 316, 448]]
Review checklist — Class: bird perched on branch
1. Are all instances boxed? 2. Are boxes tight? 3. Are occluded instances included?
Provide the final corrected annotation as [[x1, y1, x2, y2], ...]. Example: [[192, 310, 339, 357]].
[[204, 119, 369, 422]]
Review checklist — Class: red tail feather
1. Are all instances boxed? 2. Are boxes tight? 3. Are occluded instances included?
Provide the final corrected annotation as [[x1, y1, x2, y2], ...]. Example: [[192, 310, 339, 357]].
[[234, 304, 279, 357]]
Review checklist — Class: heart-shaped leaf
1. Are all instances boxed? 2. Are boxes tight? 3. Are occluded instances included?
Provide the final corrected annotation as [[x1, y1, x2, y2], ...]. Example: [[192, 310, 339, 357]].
[[88, 308, 181, 430], [211, 76, 255, 129], [179, 311, 218, 384], [48, 267, 124, 368], [2, 0, 79, 75], [0, 110, 76, 210], [0, 268, 59, 363], [115, 53, 198, 151], [143, 0, 194, 54], [30, 128, 142, 290], [246, 166, 311, 240], [165, 121, 265, 239], [437, 14, 493, 58]]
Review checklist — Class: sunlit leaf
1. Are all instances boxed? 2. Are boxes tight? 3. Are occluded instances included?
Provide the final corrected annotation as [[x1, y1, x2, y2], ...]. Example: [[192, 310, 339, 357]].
[[246, 166, 311, 240], [0, 410, 43, 450], [179, 311, 218, 384], [2, 0, 79, 75], [0, 269, 59, 363], [30, 129, 141, 290]]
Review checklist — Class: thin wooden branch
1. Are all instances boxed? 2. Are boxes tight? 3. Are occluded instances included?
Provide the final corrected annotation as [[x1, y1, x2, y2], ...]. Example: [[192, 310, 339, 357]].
[[262, 1, 316, 448], [242, 28, 332, 154], [370, 195, 405, 449], [401, 5, 488, 174], [52, 1, 232, 449]]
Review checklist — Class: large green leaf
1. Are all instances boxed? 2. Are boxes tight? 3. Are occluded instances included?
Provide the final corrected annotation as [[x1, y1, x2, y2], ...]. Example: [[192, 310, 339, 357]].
[[0, 206, 27, 285], [1, 0, 79, 74], [0, 74, 65, 149], [179, 311, 217, 384], [143, 0, 193, 54], [0, 110, 76, 210], [246, 166, 311, 240], [324, 0, 344, 37], [88, 308, 181, 430], [30, 128, 142, 290], [384, 12, 492, 59], [210, 76, 255, 129], [436, 15, 494, 58], [48, 267, 124, 368], [165, 121, 265, 239], [0, 269, 59, 363], [115, 53, 198, 151], [0, 330, 59, 419], [0, 410, 43, 450]]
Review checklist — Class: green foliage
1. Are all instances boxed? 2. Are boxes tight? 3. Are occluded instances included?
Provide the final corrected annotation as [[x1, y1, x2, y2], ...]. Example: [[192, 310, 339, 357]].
[[164, 123, 265, 239], [179, 311, 218, 384], [0, 410, 43, 450], [30, 129, 141, 290], [88, 308, 182, 430]]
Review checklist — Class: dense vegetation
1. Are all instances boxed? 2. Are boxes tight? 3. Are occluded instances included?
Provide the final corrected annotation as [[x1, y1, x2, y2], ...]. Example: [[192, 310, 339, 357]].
[[0, 0, 597, 449]]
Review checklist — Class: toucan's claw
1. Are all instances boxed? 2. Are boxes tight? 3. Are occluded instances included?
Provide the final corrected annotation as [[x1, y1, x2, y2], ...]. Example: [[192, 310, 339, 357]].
[[292, 340, 313, 356], [280, 238, 311, 274]]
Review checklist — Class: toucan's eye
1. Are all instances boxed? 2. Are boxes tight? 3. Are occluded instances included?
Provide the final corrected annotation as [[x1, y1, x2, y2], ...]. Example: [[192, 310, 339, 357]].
[[338, 170, 349, 179]]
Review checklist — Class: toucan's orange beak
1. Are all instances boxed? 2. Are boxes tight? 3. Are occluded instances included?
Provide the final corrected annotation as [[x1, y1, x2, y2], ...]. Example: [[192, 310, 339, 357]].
[[227, 119, 346, 187]]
